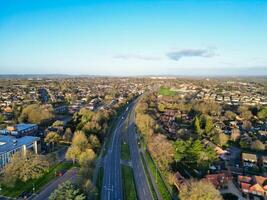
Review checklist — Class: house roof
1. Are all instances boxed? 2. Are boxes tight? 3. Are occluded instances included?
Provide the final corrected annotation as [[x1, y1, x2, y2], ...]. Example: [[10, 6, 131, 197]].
[[242, 153, 257, 162], [238, 175, 252, 183], [241, 182, 251, 191], [249, 183, 265, 193], [203, 172, 231, 188], [173, 172, 188, 190], [254, 176, 267, 187], [0, 135, 40, 154], [262, 156, 267, 162]]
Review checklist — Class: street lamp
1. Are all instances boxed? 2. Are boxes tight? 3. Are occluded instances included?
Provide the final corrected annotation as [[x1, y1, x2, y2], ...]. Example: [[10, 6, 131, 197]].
[[32, 183, 35, 193]]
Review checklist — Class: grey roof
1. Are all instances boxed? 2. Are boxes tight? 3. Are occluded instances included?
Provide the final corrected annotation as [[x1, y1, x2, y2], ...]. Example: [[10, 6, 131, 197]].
[[14, 123, 37, 131], [0, 135, 40, 154]]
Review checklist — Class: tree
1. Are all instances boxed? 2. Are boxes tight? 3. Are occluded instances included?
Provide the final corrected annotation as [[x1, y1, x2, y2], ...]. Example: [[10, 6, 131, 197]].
[[224, 110, 236, 120], [230, 128, 240, 142], [194, 117, 201, 136], [45, 131, 61, 151], [63, 128, 73, 142], [204, 116, 213, 135], [72, 131, 89, 150], [78, 149, 96, 166], [66, 131, 96, 165], [52, 120, 64, 127], [82, 121, 101, 135], [81, 179, 96, 199], [147, 134, 174, 173], [238, 105, 249, 114], [193, 101, 221, 116], [251, 140, 265, 151], [49, 181, 86, 200], [173, 139, 217, 168], [66, 146, 81, 164], [2, 151, 49, 186], [19, 104, 54, 124], [89, 134, 100, 151], [0, 114, 4, 124], [157, 103, 165, 112], [239, 139, 250, 149], [173, 140, 188, 162], [242, 121, 252, 130], [214, 132, 229, 146], [257, 107, 267, 120], [240, 110, 253, 120], [179, 180, 222, 200]]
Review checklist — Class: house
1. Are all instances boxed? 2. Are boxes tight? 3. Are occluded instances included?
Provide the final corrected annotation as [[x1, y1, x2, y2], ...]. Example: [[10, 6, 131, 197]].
[[173, 172, 188, 191], [0, 123, 38, 137], [261, 156, 267, 168], [53, 105, 68, 114], [242, 153, 258, 167], [0, 135, 40, 168], [238, 175, 267, 197], [202, 171, 232, 189], [202, 139, 228, 158]]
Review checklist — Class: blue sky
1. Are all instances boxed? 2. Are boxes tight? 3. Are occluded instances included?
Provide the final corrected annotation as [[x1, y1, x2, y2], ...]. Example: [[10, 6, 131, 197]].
[[0, 0, 267, 76]]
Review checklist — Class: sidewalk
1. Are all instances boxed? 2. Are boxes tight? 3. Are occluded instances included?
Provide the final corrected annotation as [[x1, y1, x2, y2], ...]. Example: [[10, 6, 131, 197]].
[[220, 180, 245, 200]]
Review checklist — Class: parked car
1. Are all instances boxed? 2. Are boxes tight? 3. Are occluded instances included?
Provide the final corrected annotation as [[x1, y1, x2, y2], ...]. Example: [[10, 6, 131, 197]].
[[55, 169, 67, 177], [19, 191, 32, 199]]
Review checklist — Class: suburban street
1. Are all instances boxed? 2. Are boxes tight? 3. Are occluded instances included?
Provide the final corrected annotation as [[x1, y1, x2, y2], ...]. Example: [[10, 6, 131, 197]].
[[32, 168, 78, 200]]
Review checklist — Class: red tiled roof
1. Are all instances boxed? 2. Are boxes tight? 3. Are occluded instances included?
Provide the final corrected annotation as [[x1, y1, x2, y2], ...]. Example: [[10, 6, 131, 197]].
[[240, 182, 251, 192], [203, 172, 231, 189], [254, 176, 267, 186], [238, 175, 252, 183]]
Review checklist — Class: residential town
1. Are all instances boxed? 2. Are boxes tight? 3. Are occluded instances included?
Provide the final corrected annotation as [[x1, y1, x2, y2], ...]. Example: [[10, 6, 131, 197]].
[[0, 77, 266, 200], [135, 78, 267, 200]]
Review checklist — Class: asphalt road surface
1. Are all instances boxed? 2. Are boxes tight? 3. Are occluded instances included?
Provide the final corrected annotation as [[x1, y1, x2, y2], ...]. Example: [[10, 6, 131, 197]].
[[127, 102, 153, 200], [101, 106, 128, 200], [33, 168, 78, 200], [101, 99, 153, 200]]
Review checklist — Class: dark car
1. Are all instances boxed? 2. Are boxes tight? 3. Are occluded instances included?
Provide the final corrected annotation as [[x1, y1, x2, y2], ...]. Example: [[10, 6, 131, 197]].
[[19, 191, 32, 199]]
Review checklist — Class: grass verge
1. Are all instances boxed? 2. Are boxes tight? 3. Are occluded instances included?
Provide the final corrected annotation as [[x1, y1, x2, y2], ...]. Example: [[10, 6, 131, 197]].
[[141, 153, 158, 200], [96, 167, 104, 200], [122, 165, 137, 200], [121, 142, 131, 161], [1, 161, 74, 198], [145, 151, 172, 200]]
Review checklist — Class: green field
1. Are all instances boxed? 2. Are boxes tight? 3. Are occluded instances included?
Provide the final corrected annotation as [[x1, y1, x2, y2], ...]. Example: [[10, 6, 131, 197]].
[[145, 152, 172, 200], [121, 142, 131, 161], [122, 165, 137, 200], [158, 87, 177, 96], [1, 162, 74, 198]]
